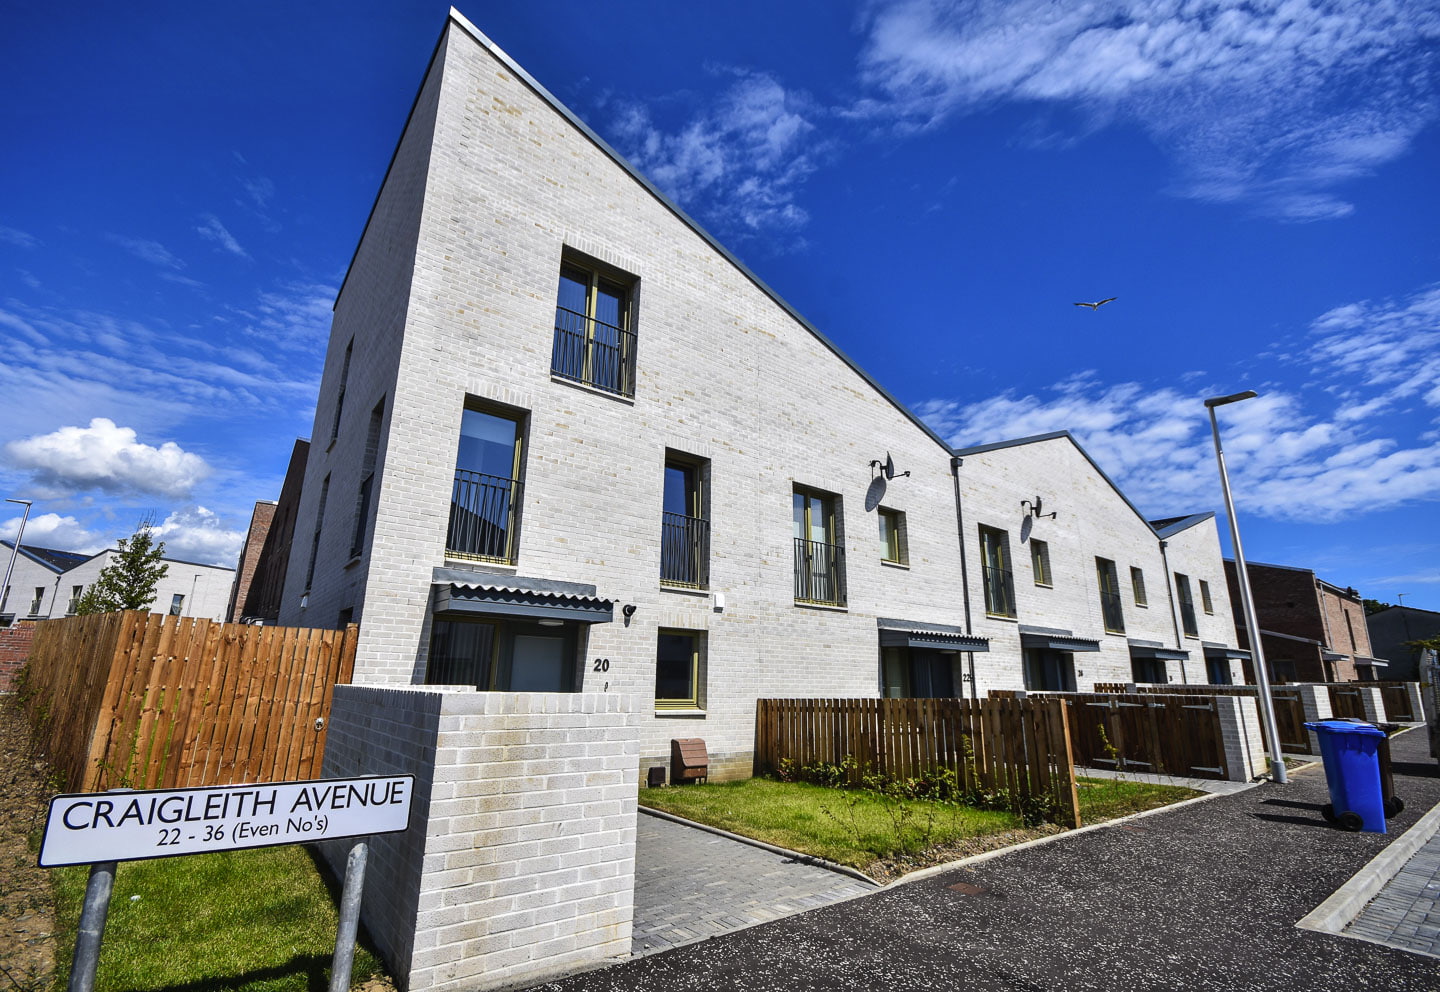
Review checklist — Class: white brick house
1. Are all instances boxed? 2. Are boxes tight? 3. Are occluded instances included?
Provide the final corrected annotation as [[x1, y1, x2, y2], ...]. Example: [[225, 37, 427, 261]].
[[279, 10, 1247, 780]]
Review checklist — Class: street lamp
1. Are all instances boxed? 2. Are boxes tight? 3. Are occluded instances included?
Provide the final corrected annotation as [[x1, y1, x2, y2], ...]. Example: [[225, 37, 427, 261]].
[[1205, 390, 1288, 784], [1, 498, 34, 624]]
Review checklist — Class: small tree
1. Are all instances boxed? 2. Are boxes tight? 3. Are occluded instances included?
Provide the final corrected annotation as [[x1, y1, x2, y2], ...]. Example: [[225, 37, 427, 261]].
[[74, 523, 170, 615]]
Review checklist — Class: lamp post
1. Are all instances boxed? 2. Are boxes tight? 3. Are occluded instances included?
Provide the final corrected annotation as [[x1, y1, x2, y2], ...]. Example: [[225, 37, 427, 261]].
[[1205, 390, 1287, 784], [2, 499, 34, 623]]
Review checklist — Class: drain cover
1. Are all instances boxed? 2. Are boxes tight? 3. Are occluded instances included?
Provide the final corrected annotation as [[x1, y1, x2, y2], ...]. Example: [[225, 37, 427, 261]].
[[947, 881, 988, 895]]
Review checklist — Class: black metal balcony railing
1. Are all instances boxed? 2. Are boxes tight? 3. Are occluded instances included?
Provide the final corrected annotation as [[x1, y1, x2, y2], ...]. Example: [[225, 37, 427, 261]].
[[794, 538, 846, 606], [982, 564, 1016, 618], [1179, 600, 1199, 637], [1099, 589, 1125, 633], [447, 470, 522, 563], [661, 512, 709, 589], [552, 306, 637, 398]]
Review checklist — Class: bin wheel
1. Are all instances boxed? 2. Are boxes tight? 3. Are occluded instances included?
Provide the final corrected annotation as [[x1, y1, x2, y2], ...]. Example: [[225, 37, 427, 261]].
[[1320, 803, 1336, 823], [1338, 811, 1365, 832], [1385, 796, 1405, 818]]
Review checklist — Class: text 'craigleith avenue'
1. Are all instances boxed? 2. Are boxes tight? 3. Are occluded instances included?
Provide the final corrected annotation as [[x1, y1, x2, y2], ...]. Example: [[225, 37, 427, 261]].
[[38, 775, 414, 867]]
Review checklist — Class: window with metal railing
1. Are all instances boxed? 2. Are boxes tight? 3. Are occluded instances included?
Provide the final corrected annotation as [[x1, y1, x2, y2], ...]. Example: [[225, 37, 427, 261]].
[[794, 489, 845, 606], [552, 262, 636, 398], [661, 457, 709, 588], [447, 407, 525, 564], [1096, 557, 1124, 633], [979, 525, 1016, 618]]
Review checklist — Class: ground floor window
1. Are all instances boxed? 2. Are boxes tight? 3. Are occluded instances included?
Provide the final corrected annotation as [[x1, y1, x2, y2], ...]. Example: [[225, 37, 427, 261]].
[[655, 629, 703, 709], [426, 617, 578, 692], [881, 647, 958, 698], [1205, 657, 1233, 685], [1131, 657, 1167, 684], [1023, 649, 1076, 692]]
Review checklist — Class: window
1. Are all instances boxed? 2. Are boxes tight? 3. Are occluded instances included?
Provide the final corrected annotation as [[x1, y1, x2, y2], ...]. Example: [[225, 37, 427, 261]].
[[351, 399, 384, 559], [552, 260, 636, 397], [661, 456, 708, 589], [447, 406, 524, 564], [878, 508, 907, 565], [67, 584, 83, 614], [656, 629, 703, 709], [881, 647, 957, 698], [793, 488, 845, 606], [170, 593, 185, 616], [1031, 539, 1052, 587], [329, 338, 353, 444], [1175, 573, 1198, 637], [1199, 579, 1214, 615], [1096, 558, 1124, 633], [1131, 656, 1166, 684], [304, 474, 330, 592], [1344, 609, 1356, 649], [1131, 567, 1147, 607], [979, 525, 1016, 618], [29, 587, 44, 616], [1206, 656, 1233, 685]]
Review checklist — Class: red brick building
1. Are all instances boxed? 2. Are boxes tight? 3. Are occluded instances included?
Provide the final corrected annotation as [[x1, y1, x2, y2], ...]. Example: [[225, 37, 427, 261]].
[[1225, 559, 1385, 683]]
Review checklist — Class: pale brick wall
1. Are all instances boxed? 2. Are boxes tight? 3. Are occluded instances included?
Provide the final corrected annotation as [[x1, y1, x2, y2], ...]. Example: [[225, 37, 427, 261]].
[[321, 685, 638, 992], [1159, 516, 1240, 683], [1215, 693, 1267, 780], [1296, 683, 1334, 753]]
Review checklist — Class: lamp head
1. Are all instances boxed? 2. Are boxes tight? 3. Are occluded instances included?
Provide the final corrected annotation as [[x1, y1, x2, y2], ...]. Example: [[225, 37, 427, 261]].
[[1204, 390, 1258, 409]]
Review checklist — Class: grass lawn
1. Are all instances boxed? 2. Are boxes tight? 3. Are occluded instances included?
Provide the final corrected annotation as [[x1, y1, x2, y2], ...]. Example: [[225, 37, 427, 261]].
[[51, 844, 385, 992], [641, 775, 1204, 877]]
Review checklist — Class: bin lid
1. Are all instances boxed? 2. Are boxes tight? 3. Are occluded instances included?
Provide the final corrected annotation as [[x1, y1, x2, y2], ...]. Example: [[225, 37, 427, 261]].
[[1303, 720, 1386, 737]]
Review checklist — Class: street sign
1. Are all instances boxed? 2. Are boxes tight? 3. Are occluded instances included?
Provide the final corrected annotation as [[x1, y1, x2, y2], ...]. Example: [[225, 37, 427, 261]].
[[39, 775, 414, 868]]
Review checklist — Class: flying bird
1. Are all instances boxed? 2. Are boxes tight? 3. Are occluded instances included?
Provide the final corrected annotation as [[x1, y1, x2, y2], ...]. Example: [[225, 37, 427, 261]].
[[1073, 297, 1117, 310]]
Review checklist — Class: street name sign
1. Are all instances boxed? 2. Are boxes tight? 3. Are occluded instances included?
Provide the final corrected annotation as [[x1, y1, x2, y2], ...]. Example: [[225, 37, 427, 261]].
[[39, 775, 414, 867]]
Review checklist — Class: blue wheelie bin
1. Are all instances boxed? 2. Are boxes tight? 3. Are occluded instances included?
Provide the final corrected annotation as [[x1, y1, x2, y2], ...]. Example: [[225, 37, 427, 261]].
[[1304, 720, 1387, 833]]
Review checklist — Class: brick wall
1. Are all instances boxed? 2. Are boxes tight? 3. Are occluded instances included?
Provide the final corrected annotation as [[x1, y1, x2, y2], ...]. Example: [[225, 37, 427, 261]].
[[320, 685, 638, 992], [226, 501, 276, 622], [0, 622, 36, 691]]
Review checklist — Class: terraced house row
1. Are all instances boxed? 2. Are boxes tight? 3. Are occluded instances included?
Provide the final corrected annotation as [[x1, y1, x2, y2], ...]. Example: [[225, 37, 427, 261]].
[[268, 9, 1248, 781]]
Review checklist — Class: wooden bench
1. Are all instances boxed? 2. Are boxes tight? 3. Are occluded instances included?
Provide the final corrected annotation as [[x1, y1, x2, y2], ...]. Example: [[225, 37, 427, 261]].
[[670, 738, 709, 784]]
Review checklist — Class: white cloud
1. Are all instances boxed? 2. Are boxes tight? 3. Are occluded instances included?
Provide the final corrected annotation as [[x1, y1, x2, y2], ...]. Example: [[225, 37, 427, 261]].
[[151, 506, 244, 567], [610, 70, 823, 238], [0, 224, 39, 249], [0, 512, 106, 554], [197, 213, 249, 258], [107, 234, 185, 270], [5, 419, 212, 499], [854, 0, 1440, 219]]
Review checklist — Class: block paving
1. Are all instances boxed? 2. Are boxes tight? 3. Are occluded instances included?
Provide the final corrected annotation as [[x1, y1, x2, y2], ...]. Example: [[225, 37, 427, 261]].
[[1346, 827, 1440, 958]]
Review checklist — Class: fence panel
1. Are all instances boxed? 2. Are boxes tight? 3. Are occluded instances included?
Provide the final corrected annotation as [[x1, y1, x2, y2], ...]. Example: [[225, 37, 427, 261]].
[[1373, 682, 1416, 722], [753, 696, 1080, 828], [18, 611, 357, 791], [1044, 691, 1228, 780], [1329, 685, 1366, 720]]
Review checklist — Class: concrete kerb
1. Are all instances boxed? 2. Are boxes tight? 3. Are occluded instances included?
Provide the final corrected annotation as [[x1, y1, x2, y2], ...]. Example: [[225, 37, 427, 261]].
[[1296, 802, 1440, 938]]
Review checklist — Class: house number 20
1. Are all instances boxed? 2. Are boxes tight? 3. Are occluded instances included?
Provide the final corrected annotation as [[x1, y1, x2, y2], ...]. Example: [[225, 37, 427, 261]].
[[592, 658, 610, 673]]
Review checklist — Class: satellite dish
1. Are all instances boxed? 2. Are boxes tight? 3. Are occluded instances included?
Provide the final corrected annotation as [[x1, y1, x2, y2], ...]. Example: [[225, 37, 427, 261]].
[[883, 453, 896, 480]]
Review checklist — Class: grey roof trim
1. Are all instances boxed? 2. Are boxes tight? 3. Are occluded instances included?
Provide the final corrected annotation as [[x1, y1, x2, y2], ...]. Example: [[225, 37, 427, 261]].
[[1369, 604, 1440, 618], [1020, 631, 1102, 653], [339, 8, 953, 457], [0, 540, 78, 574], [1150, 512, 1217, 539], [952, 432, 1199, 538], [431, 566, 598, 599], [877, 617, 965, 635], [1259, 628, 1323, 646], [1128, 644, 1190, 661], [432, 580, 613, 623], [879, 627, 990, 653], [1202, 645, 1252, 660], [1018, 624, 1075, 636]]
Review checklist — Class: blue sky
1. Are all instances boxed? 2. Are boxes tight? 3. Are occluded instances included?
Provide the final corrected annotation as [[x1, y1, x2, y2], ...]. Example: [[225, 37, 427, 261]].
[[2, 1, 1438, 610]]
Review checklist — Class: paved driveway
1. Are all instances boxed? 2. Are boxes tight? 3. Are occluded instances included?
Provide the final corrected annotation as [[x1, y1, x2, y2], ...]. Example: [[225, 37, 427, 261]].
[[535, 729, 1440, 991]]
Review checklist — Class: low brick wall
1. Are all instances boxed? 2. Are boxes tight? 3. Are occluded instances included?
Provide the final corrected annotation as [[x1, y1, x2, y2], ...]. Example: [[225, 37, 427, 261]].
[[0, 623, 36, 692], [320, 686, 639, 992]]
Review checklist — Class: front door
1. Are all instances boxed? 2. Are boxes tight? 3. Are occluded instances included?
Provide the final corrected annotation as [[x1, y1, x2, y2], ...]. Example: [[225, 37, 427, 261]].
[[1023, 649, 1076, 692]]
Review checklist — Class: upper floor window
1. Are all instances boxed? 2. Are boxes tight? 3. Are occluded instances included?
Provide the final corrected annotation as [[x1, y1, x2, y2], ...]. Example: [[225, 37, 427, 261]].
[[878, 508, 907, 565], [29, 587, 44, 616], [1096, 557, 1124, 633], [1031, 539, 1052, 587], [170, 593, 185, 616], [1199, 579, 1215, 615], [447, 406, 524, 564], [979, 525, 1016, 619], [794, 488, 845, 606], [330, 338, 353, 444], [67, 584, 83, 615], [661, 456, 709, 589], [553, 260, 636, 398], [1175, 573, 1198, 637], [1131, 566, 1148, 607]]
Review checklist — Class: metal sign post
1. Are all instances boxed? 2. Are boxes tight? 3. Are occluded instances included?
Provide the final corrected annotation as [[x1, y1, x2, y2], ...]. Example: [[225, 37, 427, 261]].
[[40, 776, 414, 992]]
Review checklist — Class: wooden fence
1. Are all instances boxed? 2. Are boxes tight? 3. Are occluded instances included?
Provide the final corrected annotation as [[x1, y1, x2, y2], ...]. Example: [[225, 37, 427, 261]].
[[1371, 682, 1417, 722], [1095, 682, 1311, 754], [18, 611, 357, 792], [1034, 691, 1229, 779], [753, 696, 1081, 828], [1328, 683, 1368, 720]]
